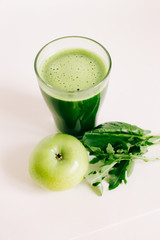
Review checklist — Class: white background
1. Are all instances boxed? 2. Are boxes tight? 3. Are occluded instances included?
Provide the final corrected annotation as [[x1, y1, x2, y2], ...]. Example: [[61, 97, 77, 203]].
[[1, 0, 160, 239]]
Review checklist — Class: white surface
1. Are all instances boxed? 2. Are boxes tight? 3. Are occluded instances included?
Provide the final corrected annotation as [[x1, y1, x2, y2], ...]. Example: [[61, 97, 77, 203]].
[[1, 0, 160, 239]]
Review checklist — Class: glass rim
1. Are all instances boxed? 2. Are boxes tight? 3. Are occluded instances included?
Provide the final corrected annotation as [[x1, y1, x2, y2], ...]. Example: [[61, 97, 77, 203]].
[[34, 36, 112, 95]]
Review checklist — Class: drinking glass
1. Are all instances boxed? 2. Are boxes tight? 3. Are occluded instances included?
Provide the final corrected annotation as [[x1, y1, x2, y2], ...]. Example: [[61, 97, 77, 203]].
[[34, 36, 112, 137]]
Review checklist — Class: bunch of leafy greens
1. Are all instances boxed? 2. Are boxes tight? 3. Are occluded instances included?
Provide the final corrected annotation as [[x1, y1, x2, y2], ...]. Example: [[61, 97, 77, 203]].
[[82, 122, 160, 195]]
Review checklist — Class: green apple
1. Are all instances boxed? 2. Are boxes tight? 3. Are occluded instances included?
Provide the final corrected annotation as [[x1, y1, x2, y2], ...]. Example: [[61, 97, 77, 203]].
[[29, 133, 88, 191]]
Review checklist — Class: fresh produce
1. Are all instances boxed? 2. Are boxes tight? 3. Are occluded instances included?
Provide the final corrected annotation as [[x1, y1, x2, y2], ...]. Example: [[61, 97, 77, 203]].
[[29, 122, 160, 195], [29, 133, 88, 191], [82, 122, 160, 194]]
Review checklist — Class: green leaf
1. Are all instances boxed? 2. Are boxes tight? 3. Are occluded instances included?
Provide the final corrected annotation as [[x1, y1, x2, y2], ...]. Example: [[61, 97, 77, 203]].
[[83, 132, 134, 151], [92, 182, 101, 186], [87, 146, 105, 155], [140, 146, 148, 155], [127, 160, 135, 177], [90, 157, 101, 164], [106, 143, 115, 154], [85, 122, 151, 136], [82, 121, 160, 195], [107, 160, 130, 190], [85, 163, 116, 194]]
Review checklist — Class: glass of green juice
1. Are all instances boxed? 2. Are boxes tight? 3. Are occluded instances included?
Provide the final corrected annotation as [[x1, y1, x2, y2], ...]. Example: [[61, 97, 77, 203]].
[[34, 36, 111, 137]]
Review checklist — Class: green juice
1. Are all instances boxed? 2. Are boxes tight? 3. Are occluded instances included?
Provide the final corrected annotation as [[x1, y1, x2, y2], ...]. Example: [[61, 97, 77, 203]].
[[39, 48, 107, 136]]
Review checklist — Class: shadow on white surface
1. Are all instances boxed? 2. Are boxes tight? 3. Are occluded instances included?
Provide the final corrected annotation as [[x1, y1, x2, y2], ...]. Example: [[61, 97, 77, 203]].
[[2, 143, 45, 193], [1, 87, 56, 134], [1, 87, 57, 193]]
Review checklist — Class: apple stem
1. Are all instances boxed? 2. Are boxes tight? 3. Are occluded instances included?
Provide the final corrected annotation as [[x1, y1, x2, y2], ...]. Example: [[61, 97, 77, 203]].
[[56, 153, 63, 160]]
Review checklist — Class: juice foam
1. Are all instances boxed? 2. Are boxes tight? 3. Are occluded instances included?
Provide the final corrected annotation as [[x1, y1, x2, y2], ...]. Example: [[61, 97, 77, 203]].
[[40, 48, 107, 92]]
